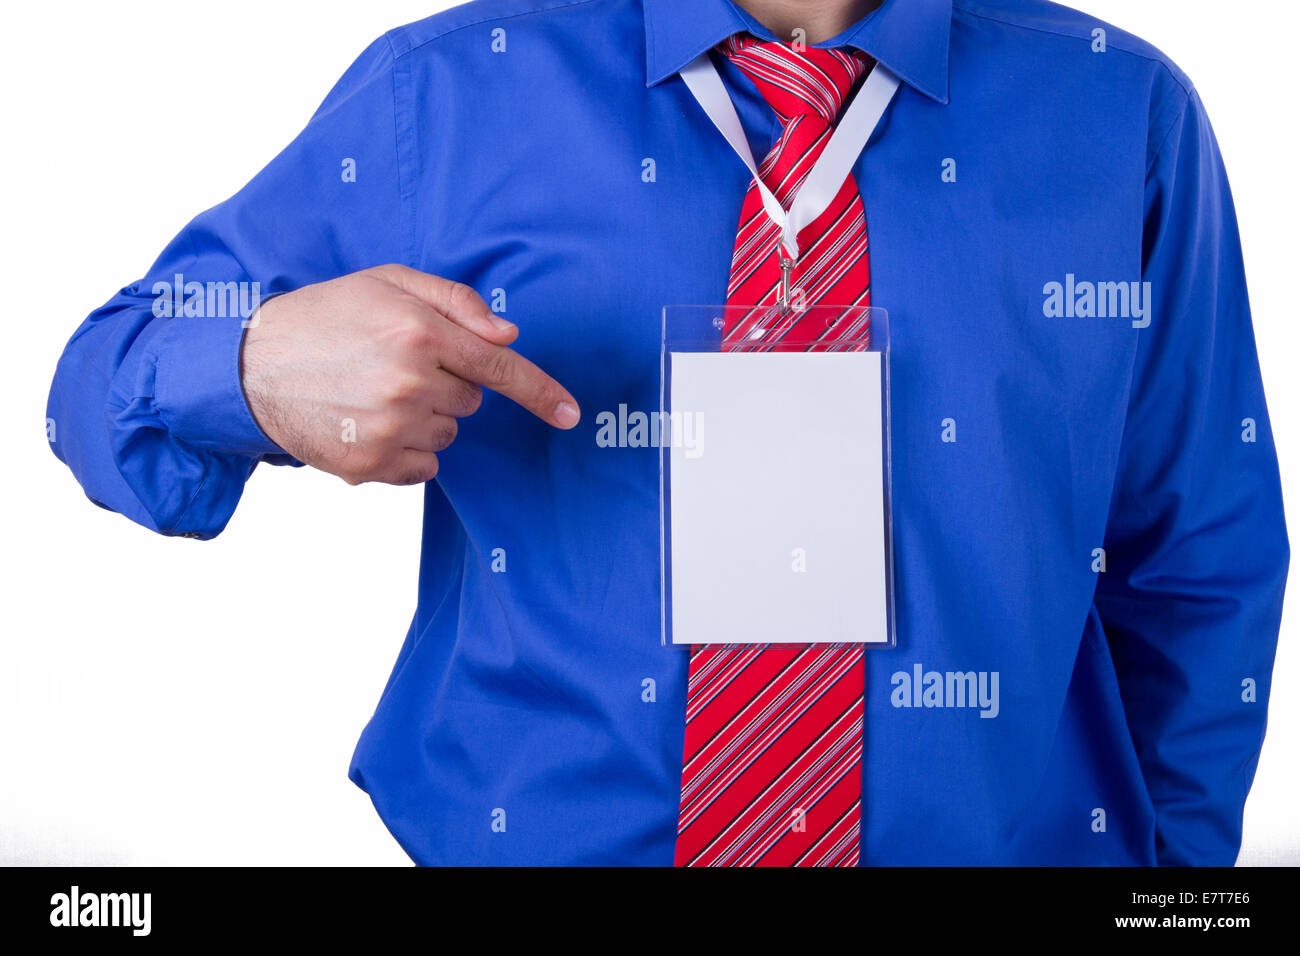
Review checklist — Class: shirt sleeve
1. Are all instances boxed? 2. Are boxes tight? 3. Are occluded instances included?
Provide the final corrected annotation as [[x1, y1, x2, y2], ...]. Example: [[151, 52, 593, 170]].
[[1093, 84, 1289, 866], [46, 34, 407, 538]]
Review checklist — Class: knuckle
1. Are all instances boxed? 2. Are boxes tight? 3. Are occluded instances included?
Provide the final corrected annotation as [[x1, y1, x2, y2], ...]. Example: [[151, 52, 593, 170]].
[[368, 263, 408, 284], [369, 416, 402, 443], [485, 348, 515, 387], [444, 280, 480, 316], [383, 372, 425, 404], [449, 381, 483, 417], [535, 377, 563, 408], [391, 315, 435, 353], [389, 458, 438, 486], [430, 418, 459, 451], [454, 336, 496, 380], [393, 470, 431, 487]]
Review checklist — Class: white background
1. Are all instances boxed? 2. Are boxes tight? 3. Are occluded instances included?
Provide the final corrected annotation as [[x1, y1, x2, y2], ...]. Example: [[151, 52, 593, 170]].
[[0, 1, 1295, 865]]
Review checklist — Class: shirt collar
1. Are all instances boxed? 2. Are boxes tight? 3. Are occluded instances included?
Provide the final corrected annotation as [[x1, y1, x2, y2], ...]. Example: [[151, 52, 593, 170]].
[[642, 0, 952, 105]]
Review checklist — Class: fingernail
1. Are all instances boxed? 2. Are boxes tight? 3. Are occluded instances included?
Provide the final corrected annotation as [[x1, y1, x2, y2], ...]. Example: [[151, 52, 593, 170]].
[[555, 402, 580, 428], [489, 314, 516, 332]]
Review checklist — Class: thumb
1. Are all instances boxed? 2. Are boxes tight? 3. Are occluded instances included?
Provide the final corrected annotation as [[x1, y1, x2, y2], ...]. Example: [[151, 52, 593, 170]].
[[381, 265, 518, 345]]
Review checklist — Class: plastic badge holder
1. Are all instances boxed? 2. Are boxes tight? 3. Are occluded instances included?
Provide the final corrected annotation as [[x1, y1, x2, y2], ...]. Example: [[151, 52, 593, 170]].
[[659, 303, 896, 649]]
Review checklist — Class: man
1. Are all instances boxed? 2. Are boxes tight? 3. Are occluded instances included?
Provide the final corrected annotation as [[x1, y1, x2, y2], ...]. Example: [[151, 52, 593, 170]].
[[47, 0, 1288, 866]]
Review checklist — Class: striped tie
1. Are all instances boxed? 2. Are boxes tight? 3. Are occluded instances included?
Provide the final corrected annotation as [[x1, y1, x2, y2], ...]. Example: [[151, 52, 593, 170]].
[[673, 34, 873, 868]]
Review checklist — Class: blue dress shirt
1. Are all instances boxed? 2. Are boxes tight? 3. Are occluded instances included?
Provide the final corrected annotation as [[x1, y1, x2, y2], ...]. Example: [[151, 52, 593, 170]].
[[48, 0, 1288, 865]]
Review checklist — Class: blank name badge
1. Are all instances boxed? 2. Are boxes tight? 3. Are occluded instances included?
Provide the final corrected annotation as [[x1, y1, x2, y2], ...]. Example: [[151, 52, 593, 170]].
[[666, 350, 889, 645]]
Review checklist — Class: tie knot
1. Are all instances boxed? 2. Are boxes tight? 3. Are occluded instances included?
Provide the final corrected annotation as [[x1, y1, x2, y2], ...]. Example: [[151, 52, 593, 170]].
[[719, 33, 871, 124]]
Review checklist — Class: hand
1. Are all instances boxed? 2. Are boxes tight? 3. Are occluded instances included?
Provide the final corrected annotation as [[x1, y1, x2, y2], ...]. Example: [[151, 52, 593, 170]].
[[240, 264, 580, 485]]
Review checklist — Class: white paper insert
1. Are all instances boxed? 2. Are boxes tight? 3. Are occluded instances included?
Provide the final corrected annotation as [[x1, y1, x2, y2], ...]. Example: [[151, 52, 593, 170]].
[[668, 351, 888, 645]]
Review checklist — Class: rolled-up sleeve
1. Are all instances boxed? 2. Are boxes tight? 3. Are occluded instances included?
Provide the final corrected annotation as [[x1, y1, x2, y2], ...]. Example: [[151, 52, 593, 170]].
[[1094, 84, 1289, 866]]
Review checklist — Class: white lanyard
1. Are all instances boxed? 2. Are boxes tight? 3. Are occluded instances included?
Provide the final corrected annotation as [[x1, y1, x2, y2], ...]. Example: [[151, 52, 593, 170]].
[[679, 51, 901, 262]]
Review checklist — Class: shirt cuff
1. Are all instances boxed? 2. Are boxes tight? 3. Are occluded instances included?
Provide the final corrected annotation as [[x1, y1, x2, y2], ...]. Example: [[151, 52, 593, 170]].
[[150, 313, 286, 459]]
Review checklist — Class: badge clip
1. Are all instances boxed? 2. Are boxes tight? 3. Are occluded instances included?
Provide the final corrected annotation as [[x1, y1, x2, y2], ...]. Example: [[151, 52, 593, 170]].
[[778, 256, 795, 315]]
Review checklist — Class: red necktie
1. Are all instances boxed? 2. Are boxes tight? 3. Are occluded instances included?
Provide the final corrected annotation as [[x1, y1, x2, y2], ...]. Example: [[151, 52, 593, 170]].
[[673, 34, 873, 868]]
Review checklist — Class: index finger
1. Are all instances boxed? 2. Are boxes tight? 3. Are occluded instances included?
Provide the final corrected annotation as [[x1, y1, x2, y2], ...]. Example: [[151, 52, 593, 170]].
[[438, 323, 580, 429]]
